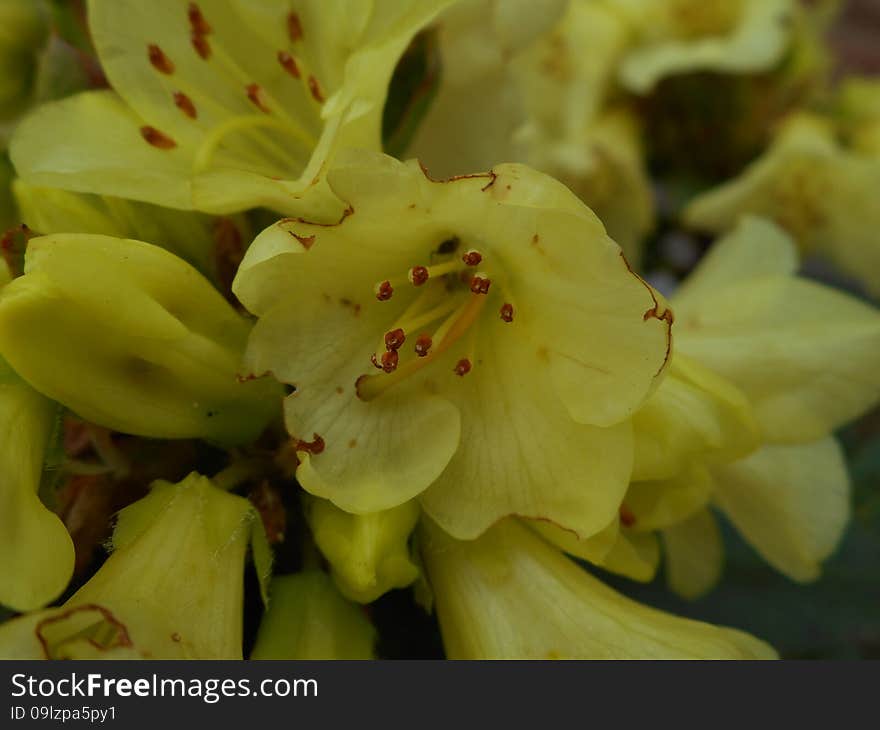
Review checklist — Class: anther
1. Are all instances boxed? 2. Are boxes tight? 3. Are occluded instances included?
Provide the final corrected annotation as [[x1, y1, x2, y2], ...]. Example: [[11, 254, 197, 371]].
[[462, 249, 482, 266], [408, 266, 429, 286], [454, 358, 472, 376], [246, 83, 270, 113], [469, 275, 491, 295], [188, 3, 212, 36], [148, 44, 175, 74], [380, 350, 399, 373], [295, 433, 325, 455], [375, 280, 394, 301], [415, 335, 432, 357], [308, 76, 325, 103], [384, 328, 406, 351], [500, 303, 514, 322], [278, 50, 301, 78], [287, 12, 303, 42], [173, 91, 197, 119], [141, 126, 177, 150]]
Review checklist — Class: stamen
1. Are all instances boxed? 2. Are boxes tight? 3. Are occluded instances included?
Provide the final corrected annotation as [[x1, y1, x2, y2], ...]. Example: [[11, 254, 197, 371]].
[[246, 83, 271, 113], [462, 249, 482, 266], [173, 91, 197, 119], [375, 280, 394, 301], [384, 328, 406, 351], [288, 12, 304, 42], [408, 266, 429, 286], [415, 335, 432, 357], [454, 359, 472, 376], [380, 351, 399, 373], [148, 44, 175, 74], [470, 274, 491, 295], [357, 293, 488, 401], [141, 126, 177, 150], [278, 50, 301, 78], [500, 303, 514, 322]]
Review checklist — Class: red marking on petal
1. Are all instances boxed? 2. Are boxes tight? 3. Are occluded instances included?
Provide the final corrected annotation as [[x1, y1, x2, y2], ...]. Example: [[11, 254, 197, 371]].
[[619, 505, 636, 527], [246, 83, 270, 113], [148, 44, 175, 74], [277, 50, 301, 78], [173, 91, 197, 118], [188, 2, 212, 36], [140, 126, 177, 149], [308, 75, 324, 103], [287, 12, 303, 42], [191, 33, 211, 59], [500, 303, 514, 322]]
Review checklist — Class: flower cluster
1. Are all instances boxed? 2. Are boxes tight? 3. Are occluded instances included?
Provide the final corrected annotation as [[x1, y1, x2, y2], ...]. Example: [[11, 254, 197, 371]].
[[0, 0, 878, 660]]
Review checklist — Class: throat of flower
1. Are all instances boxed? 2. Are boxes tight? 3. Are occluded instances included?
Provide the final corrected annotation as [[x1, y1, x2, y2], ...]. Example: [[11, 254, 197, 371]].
[[356, 292, 488, 401]]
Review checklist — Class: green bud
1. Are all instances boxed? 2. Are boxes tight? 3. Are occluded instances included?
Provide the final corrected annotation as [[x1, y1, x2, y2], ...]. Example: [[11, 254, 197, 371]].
[[0, 233, 281, 444], [251, 572, 376, 660], [0, 473, 266, 659], [305, 496, 420, 603], [0, 356, 72, 612]]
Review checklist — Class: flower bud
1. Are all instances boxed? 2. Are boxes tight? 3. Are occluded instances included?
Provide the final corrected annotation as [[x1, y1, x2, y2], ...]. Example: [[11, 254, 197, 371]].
[[251, 571, 375, 660], [305, 496, 420, 603], [0, 357, 73, 611], [0, 233, 281, 444], [0, 473, 267, 659], [421, 518, 776, 659]]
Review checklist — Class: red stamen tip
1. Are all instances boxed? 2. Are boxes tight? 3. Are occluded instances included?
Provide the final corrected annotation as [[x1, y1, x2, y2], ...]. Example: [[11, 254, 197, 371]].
[[375, 280, 394, 301], [409, 266, 429, 286], [454, 358, 472, 376], [470, 275, 491, 295], [500, 303, 514, 322], [385, 328, 406, 351], [380, 350, 399, 373], [462, 249, 482, 266], [415, 335, 432, 357]]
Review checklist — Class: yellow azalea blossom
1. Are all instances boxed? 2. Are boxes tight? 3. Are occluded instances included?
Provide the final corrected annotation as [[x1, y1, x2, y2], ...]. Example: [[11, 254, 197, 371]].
[[305, 496, 420, 603], [251, 571, 376, 659], [684, 113, 880, 295], [12, 179, 250, 283], [10, 0, 451, 216], [410, 0, 653, 264], [233, 150, 672, 540], [540, 217, 878, 592], [0, 473, 271, 659], [0, 233, 281, 443], [421, 517, 776, 659], [0, 356, 74, 612], [609, 0, 797, 94]]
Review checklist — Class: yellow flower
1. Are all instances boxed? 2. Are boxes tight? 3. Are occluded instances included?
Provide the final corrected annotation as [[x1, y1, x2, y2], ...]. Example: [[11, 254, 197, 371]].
[[410, 0, 653, 264], [685, 113, 880, 295], [251, 571, 375, 659], [610, 0, 797, 94], [420, 517, 775, 659], [305, 496, 420, 603], [234, 151, 672, 540], [0, 233, 281, 443], [0, 473, 270, 659], [538, 217, 879, 594], [0, 357, 74, 612], [10, 0, 451, 216]]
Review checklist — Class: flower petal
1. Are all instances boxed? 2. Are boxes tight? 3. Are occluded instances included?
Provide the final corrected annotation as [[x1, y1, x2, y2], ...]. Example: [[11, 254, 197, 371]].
[[711, 438, 850, 582], [421, 518, 776, 659], [661, 508, 724, 599]]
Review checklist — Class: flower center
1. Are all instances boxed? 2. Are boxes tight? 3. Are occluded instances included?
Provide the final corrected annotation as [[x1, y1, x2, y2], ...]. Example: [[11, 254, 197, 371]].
[[356, 239, 515, 401]]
